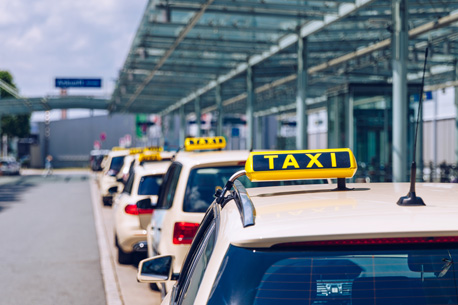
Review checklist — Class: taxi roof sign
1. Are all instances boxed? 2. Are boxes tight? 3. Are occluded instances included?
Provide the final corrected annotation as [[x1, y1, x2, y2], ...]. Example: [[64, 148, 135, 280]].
[[184, 136, 226, 151], [143, 146, 163, 152], [112, 147, 127, 151], [139, 152, 162, 163], [245, 148, 357, 182], [129, 147, 144, 155]]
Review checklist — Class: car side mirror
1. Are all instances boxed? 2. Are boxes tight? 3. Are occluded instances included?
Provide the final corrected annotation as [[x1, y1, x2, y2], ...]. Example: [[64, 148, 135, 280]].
[[136, 198, 154, 209], [108, 186, 118, 194], [137, 255, 178, 283]]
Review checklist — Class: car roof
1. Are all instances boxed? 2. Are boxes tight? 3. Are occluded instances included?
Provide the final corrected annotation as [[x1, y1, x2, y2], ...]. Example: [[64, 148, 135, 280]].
[[134, 161, 171, 176], [173, 150, 250, 168], [220, 182, 458, 248], [108, 150, 129, 157]]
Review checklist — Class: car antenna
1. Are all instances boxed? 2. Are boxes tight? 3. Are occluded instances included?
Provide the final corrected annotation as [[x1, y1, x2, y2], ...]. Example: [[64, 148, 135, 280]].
[[397, 47, 428, 206]]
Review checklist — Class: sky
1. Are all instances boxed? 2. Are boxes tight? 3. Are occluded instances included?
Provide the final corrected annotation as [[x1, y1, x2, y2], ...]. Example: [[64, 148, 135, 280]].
[[0, 0, 147, 98]]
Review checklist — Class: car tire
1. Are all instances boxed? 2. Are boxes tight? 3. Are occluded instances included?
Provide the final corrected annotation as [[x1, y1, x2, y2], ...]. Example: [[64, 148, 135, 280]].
[[117, 244, 132, 264], [102, 197, 112, 206], [149, 283, 160, 291], [115, 236, 132, 265]]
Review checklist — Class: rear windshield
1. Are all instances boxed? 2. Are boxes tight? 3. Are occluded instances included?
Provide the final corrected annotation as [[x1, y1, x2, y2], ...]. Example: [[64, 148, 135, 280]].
[[208, 244, 458, 305], [138, 175, 163, 196], [183, 166, 327, 213], [110, 156, 125, 172]]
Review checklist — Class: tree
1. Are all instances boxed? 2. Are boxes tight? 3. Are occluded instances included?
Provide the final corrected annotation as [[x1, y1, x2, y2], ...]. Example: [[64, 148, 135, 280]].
[[0, 71, 30, 138]]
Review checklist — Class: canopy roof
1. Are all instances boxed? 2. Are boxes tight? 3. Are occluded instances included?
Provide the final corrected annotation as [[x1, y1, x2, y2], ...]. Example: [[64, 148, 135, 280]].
[[2, 0, 457, 116], [0, 95, 110, 115], [110, 0, 458, 116]]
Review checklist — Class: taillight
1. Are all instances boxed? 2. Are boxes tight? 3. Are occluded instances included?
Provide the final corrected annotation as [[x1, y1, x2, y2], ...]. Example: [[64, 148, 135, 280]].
[[124, 204, 154, 215], [275, 236, 458, 247], [173, 222, 199, 244]]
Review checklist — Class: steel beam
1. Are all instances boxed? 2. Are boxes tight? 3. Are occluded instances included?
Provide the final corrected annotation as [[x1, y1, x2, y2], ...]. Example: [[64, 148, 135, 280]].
[[256, 117, 262, 149], [159, 0, 376, 116], [296, 35, 308, 150], [179, 106, 186, 146], [216, 84, 223, 137], [455, 60, 458, 164], [309, 10, 458, 75], [392, 0, 409, 182], [122, 0, 215, 112], [246, 65, 255, 150], [195, 96, 201, 137]]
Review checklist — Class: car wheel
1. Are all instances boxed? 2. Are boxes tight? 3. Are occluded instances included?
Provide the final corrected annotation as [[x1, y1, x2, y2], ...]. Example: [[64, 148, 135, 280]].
[[102, 197, 112, 206], [115, 236, 132, 265], [149, 283, 160, 291], [117, 244, 132, 264]]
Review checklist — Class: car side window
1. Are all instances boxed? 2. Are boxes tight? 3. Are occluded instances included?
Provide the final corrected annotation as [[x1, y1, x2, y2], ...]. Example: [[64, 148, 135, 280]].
[[123, 171, 135, 194], [156, 163, 182, 209], [179, 224, 216, 305], [170, 207, 216, 303]]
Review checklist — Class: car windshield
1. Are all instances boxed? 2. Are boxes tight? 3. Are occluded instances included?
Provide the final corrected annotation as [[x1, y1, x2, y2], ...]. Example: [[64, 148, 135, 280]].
[[137, 175, 163, 196], [183, 165, 328, 213], [208, 243, 458, 305], [110, 156, 125, 172]]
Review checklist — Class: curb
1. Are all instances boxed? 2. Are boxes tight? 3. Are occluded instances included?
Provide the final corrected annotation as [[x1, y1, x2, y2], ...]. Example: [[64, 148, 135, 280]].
[[90, 179, 124, 305]]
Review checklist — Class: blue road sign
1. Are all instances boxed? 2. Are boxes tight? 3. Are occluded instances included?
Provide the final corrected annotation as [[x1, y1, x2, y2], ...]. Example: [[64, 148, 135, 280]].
[[55, 78, 102, 88]]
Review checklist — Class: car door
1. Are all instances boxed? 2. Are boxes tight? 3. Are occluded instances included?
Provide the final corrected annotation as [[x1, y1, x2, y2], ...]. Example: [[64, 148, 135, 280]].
[[151, 163, 183, 255], [169, 205, 218, 305]]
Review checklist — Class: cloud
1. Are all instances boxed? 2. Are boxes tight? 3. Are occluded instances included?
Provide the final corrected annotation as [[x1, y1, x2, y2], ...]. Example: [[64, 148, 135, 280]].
[[0, 0, 147, 97]]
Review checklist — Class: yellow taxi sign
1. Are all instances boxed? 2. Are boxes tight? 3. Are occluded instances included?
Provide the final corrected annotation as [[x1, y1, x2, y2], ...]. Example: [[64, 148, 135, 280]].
[[129, 147, 144, 155], [184, 136, 226, 151], [143, 146, 163, 152], [112, 147, 126, 151], [245, 148, 357, 182], [139, 152, 162, 163]]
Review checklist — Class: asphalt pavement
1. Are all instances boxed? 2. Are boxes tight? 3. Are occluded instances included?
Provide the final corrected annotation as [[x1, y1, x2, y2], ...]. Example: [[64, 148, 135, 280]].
[[0, 170, 161, 305]]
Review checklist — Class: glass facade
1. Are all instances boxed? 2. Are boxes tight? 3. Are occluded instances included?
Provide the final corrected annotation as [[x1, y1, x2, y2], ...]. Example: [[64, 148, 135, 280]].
[[328, 83, 422, 182]]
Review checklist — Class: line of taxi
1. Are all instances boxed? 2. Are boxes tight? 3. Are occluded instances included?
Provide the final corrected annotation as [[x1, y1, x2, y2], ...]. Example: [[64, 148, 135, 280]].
[[135, 147, 458, 305], [96, 146, 173, 264]]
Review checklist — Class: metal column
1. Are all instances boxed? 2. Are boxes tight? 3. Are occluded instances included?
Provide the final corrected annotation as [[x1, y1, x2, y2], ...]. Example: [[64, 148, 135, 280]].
[[256, 116, 262, 149], [246, 65, 255, 150], [296, 36, 308, 150], [392, 0, 409, 182], [160, 115, 165, 148], [179, 106, 186, 147], [345, 91, 354, 151], [195, 96, 201, 137], [216, 84, 223, 137], [0, 114, 2, 157], [417, 100, 424, 181], [455, 60, 458, 164]]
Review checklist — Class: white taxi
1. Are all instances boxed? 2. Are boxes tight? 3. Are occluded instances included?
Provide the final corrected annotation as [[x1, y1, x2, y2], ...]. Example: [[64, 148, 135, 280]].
[[116, 148, 174, 188], [146, 138, 328, 293], [138, 148, 458, 305], [147, 137, 249, 278], [113, 152, 171, 264], [99, 148, 130, 205]]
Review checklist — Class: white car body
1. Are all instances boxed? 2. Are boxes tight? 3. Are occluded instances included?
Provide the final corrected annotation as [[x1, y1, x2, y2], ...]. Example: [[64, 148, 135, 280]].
[[147, 151, 251, 274], [141, 181, 458, 305], [99, 150, 130, 205], [113, 160, 171, 263]]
